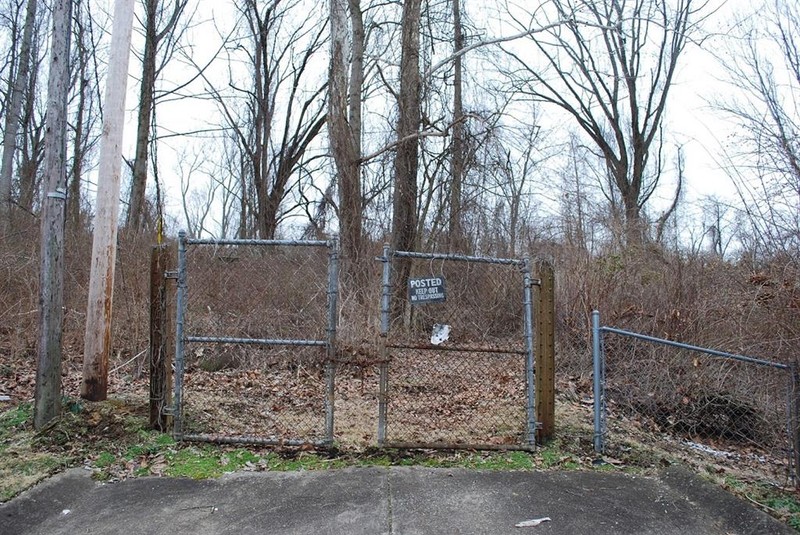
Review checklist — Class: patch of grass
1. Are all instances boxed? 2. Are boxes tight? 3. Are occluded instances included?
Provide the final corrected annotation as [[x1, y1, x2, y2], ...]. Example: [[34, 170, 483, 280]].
[[0, 450, 65, 502], [0, 403, 68, 502], [164, 446, 264, 479], [349, 449, 538, 471], [261, 451, 347, 471], [94, 451, 116, 468], [0, 403, 32, 431], [749, 485, 800, 530], [718, 476, 800, 531], [124, 433, 173, 460]]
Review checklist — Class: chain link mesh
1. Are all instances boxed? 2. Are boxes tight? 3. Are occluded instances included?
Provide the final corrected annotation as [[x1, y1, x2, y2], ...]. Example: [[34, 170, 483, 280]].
[[179, 241, 332, 443], [383, 254, 532, 448], [386, 349, 527, 446], [388, 257, 526, 347], [602, 336, 792, 479]]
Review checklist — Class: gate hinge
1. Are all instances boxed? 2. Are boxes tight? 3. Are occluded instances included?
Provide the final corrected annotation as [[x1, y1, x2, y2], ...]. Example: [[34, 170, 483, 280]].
[[164, 270, 178, 280]]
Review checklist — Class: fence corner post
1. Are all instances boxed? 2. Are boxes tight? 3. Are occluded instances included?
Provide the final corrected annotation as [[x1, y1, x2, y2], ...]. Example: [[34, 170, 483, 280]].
[[535, 261, 555, 443], [592, 310, 604, 454]]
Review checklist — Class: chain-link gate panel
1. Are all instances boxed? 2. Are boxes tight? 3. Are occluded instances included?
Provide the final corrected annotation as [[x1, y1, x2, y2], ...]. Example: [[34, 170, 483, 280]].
[[173, 233, 338, 446], [377, 246, 538, 450]]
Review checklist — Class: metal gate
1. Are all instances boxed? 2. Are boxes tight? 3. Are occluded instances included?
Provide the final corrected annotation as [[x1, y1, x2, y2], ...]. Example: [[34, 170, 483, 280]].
[[376, 245, 538, 450], [172, 231, 338, 446]]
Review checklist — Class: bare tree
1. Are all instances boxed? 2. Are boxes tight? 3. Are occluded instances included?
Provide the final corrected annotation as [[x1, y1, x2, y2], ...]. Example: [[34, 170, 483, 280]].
[[504, 0, 702, 244], [68, 0, 104, 229], [390, 0, 421, 277], [717, 0, 800, 260], [447, 0, 465, 251], [0, 0, 36, 233], [329, 0, 364, 270], [126, 0, 189, 233]]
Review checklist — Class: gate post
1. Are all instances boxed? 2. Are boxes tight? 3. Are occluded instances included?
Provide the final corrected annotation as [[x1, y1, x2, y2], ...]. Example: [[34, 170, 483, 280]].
[[535, 261, 555, 442], [172, 231, 187, 440], [377, 243, 392, 446], [592, 310, 605, 453], [522, 257, 537, 447], [325, 238, 339, 444], [149, 242, 174, 431]]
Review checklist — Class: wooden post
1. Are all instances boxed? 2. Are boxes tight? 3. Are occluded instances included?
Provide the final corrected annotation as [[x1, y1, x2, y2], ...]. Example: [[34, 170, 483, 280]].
[[536, 261, 555, 442], [34, 0, 72, 430], [149, 243, 174, 431], [81, 0, 135, 401], [792, 362, 800, 489]]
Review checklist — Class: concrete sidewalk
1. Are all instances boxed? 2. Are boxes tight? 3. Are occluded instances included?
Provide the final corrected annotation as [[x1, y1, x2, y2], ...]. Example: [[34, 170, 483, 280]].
[[0, 465, 793, 534]]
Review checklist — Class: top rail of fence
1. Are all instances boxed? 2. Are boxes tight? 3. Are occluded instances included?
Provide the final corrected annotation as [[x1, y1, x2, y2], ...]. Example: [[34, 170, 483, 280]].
[[387, 249, 527, 268], [185, 237, 331, 248], [600, 325, 789, 370]]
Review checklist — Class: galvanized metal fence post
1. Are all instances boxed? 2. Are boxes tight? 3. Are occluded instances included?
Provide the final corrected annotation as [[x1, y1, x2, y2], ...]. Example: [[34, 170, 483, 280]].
[[173, 230, 187, 440], [522, 257, 537, 447], [592, 310, 604, 454], [325, 238, 339, 444], [377, 243, 392, 446]]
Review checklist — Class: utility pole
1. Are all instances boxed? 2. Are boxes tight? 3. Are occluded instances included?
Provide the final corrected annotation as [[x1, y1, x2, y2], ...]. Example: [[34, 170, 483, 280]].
[[82, 0, 135, 401], [34, 0, 72, 429]]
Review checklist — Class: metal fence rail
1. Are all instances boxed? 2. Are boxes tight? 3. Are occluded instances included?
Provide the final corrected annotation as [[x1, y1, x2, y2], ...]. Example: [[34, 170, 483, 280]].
[[376, 244, 539, 450], [592, 310, 799, 485], [172, 231, 338, 446]]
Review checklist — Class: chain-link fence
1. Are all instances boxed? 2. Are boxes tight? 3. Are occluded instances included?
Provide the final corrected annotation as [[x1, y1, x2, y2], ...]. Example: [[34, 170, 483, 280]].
[[592, 311, 798, 483], [376, 246, 538, 449], [173, 233, 338, 446]]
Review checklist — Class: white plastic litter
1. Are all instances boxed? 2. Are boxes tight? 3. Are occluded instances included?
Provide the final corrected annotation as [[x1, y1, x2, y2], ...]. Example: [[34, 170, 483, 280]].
[[61, 509, 71, 516], [684, 441, 735, 459], [430, 324, 450, 345], [515, 517, 551, 528]]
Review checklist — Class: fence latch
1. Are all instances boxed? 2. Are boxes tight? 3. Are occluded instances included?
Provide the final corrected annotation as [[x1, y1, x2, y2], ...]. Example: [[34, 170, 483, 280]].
[[164, 270, 178, 280]]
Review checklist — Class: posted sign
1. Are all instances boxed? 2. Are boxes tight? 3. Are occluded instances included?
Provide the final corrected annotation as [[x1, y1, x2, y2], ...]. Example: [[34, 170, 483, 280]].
[[408, 277, 446, 304]]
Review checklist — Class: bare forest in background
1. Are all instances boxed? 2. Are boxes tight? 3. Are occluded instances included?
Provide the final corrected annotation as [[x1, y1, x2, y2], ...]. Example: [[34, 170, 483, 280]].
[[0, 0, 798, 447]]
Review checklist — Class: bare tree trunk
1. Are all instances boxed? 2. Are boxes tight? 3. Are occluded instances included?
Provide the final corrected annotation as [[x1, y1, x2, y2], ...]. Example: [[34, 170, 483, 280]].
[[391, 0, 422, 317], [329, 0, 364, 274], [68, 0, 90, 229], [0, 0, 38, 234], [127, 0, 158, 232], [448, 0, 464, 252], [81, 0, 135, 402], [34, 0, 71, 430]]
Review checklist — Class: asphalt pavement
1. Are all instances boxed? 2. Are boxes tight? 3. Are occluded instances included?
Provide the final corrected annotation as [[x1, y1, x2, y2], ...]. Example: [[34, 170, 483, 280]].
[[0, 465, 793, 534]]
